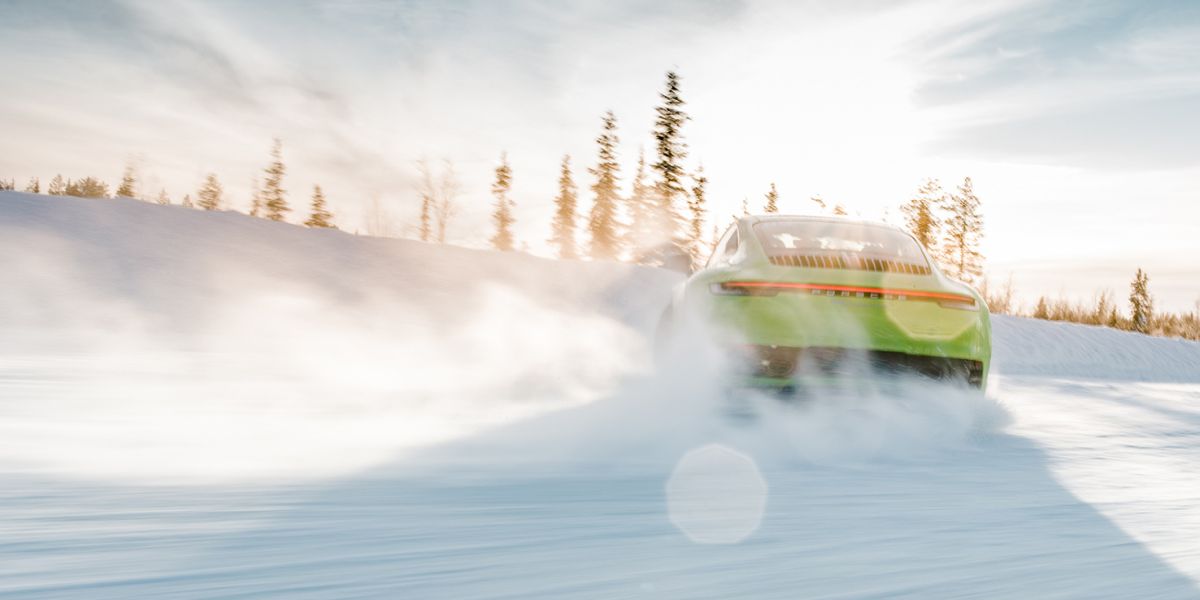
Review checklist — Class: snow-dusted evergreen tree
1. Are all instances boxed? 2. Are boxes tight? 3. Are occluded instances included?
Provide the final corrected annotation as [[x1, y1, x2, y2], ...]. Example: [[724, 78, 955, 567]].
[[249, 177, 263, 217], [181, 193, 195, 208], [197, 173, 223, 210], [901, 178, 943, 251], [156, 188, 171, 205], [741, 197, 749, 215], [549, 154, 578, 259], [939, 177, 984, 282], [418, 193, 432, 242], [587, 110, 622, 261], [1107, 304, 1123, 328], [489, 152, 515, 251], [416, 159, 436, 242], [304, 184, 336, 228], [48, 174, 66, 196], [262, 138, 289, 221], [24, 177, 39, 193], [1093, 291, 1116, 326], [764, 182, 779, 213], [649, 70, 689, 249], [686, 165, 708, 263], [833, 204, 847, 216], [65, 177, 109, 198], [1034, 296, 1049, 319], [1129, 268, 1153, 333], [810, 195, 827, 213], [624, 148, 655, 254], [115, 162, 138, 198]]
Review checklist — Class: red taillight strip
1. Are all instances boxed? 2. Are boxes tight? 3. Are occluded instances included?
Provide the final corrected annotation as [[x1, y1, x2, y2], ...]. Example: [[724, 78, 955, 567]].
[[721, 281, 976, 304]]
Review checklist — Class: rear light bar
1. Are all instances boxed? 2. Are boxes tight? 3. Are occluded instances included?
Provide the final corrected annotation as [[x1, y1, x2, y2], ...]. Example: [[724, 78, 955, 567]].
[[710, 281, 977, 309]]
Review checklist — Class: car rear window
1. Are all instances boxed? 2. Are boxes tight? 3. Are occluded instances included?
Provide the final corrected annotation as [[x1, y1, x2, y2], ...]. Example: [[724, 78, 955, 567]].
[[753, 220, 929, 267]]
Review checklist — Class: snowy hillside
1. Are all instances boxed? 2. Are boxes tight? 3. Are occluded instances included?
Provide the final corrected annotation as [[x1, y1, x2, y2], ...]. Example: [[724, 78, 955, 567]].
[[2, 190, 1200, 599]]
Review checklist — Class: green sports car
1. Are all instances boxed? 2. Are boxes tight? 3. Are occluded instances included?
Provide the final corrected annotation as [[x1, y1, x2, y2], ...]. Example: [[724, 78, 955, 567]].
[[658, 215, 991, 390]]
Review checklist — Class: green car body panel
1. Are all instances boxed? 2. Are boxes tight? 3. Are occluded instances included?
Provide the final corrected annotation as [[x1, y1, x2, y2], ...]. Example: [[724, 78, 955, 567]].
[[667, 215, 992, 390]]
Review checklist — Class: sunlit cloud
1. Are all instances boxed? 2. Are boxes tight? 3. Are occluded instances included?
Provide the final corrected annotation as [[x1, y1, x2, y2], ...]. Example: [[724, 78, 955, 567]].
[[0, 0, 1196, 309]]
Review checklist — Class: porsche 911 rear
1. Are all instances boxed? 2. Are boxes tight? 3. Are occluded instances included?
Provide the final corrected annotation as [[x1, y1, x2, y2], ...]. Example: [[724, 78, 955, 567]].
[[669, 215, 991, 390], [706, 277, 988, 388]]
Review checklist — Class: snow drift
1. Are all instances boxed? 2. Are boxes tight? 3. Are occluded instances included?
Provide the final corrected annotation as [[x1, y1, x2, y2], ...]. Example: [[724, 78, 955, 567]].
[[1, 191, 679, 480], [3, 190, 1200, 599], [993, 313, 1200, 383], [0, 191, 1012, 480]]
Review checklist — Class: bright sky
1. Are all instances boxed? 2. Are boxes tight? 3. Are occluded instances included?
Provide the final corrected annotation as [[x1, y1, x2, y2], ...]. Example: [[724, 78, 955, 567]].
[[1, 0, 1197, 311]]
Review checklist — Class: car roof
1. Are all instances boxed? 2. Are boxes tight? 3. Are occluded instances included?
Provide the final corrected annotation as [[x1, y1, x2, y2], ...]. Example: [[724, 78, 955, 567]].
[[743, 213, 897, 229]]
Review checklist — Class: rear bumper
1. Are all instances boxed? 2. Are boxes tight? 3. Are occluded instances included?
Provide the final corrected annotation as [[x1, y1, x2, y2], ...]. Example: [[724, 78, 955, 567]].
[[734, 345, 986, 389], [685, 285, 991, 389]]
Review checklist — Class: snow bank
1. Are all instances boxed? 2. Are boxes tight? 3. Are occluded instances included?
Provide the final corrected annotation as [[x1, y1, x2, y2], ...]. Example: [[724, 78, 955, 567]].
[[992, 314, 1200, 383], [5, 191, 1200, 598], [0, 191, 675, 336], [1, 189, 1196, 483], [0, 191, 680, 480]]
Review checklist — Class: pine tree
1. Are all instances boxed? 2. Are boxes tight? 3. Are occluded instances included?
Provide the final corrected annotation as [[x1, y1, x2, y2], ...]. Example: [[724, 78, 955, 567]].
[[1092, 291, 1114, 326], [115, 161, 138, 198], [764, 182, 779, 213], [901, 178, 943, 251], [197, 173, 223, 210], [156, 188, 171, 205], [1034, 296, 1049, 319], [686, 165, 708, 263], [419, 194, 432, 242], [810, 195, 826, 213], [304, 184, 336, 228], [65, 177, 109, 198], [249, 177, 263, 217], [649, 70, 689, 249], [549, 154, 578, 259], [262, 138, 289, 221], [1107, 304, 1122, 328], [833, 204, 848, 216], [741, 197, 749, 215], [587, 110, 622, 261], [181, 193, 195, 208], [939, 177, 985, 282], [24, 177, 39, 193], [489, 152, 515, 251], [1129, 268, 1153, 333], [48, 174, 66, 195], [625, 149, 655, 253]]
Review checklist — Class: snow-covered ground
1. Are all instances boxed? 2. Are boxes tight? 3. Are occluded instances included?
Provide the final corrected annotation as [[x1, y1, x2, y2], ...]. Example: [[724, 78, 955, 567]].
[[2, 191, 1199, 599]]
